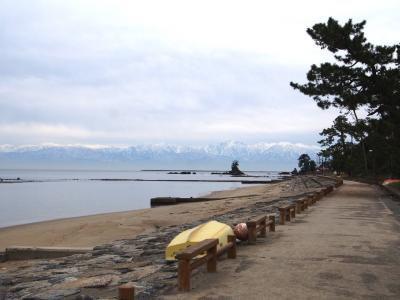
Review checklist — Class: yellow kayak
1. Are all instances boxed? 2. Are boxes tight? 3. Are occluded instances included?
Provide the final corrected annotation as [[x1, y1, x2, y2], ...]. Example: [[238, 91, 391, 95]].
[[165, 220, 234, 261]]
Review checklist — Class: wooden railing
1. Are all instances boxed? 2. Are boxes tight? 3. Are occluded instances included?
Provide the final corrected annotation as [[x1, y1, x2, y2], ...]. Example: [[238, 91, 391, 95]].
[[335, 179, 344, 187], [279, 204, 296, 225], [308, 194, 316, 205], [171, 182, 343, 293], [176, 235, 236, 291], [295, 198, 308, 213], [246, 214, 275, 244]]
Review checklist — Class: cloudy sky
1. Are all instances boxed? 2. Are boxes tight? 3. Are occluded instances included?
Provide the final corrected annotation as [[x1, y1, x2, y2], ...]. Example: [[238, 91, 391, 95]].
[[0, 0, 399, 146]]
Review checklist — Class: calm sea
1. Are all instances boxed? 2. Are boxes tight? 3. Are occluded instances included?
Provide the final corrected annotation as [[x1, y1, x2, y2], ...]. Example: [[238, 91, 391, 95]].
[[0, 169, 281, 228]]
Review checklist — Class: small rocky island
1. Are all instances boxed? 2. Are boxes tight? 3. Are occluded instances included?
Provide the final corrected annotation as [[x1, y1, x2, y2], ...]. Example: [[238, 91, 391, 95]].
[[211, 160, 245, 176]]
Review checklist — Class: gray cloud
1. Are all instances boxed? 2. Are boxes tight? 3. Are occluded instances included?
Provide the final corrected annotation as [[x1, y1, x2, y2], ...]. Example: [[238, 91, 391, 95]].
[[0, 0, 398, 146]]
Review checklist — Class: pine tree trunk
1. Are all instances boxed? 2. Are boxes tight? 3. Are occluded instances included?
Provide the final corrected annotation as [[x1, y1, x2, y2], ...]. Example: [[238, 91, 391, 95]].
[[352, 110, 368, 175]]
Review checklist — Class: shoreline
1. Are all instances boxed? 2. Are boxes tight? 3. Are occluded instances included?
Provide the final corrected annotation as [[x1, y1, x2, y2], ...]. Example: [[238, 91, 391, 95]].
[[0, 178, 275, 184], [0, 178, 262, 229], [0, 182, 276, 251]]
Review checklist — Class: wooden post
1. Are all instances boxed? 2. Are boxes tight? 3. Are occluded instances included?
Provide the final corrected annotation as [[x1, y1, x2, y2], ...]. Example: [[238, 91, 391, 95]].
[[290, 206, 296, 219], [259, 218, 267, 237], [296, 201, 302, 214], [279, 208, 286, 225], [286, 208, 291, 222], [178, 258, 191, 291], [118, 283, 135, 300], [268, 214, 275, 232], [312, 194, 317, 204], [207, 244, 217, 273], [247, 222, 257, 244], [227, 235, 236, 259]]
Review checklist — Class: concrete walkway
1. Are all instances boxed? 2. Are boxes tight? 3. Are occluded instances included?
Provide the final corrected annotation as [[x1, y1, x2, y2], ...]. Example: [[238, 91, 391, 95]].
[[162, 181, 400, 299]]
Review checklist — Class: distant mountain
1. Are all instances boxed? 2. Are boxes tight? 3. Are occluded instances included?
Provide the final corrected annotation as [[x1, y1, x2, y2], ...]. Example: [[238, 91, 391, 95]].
[[0, 141, 320, 171]]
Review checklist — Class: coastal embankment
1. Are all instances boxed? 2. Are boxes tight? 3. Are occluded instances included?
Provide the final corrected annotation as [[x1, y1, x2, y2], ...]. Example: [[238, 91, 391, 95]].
[[0, 175, 338, 299]]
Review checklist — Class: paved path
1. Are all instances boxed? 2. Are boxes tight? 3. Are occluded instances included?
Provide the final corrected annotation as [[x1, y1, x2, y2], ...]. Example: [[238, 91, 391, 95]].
[[162, 181, 400, 299]]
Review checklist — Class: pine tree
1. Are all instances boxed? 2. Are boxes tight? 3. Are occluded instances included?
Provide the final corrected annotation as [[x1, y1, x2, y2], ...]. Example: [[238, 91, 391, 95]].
[[291, 18, 400, 176]]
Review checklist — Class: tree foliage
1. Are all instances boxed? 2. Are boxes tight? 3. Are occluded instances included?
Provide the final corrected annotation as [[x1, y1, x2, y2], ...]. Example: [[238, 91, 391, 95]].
[[291, 18, 400, 177], [298, 154, 317, 173]]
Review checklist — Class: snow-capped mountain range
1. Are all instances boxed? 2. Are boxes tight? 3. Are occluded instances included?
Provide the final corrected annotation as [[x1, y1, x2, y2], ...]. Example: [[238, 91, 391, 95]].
[[0, 141, 320, 171]]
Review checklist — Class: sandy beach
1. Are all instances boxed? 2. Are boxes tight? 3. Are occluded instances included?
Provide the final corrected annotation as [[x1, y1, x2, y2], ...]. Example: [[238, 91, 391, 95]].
[[0, 180, 285, 251]]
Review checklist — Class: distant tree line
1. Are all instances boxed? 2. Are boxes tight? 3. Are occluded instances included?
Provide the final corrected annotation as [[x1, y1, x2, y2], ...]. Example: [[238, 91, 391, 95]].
[[291, 18, 400, 177]]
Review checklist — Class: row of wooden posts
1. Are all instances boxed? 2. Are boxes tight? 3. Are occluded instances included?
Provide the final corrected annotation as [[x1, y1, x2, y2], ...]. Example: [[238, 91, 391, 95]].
[[117, 179, 343, 298]]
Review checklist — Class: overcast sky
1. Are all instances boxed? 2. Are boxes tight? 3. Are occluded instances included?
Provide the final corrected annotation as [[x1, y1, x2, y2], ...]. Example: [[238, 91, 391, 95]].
[[0, 0, 399, 146]]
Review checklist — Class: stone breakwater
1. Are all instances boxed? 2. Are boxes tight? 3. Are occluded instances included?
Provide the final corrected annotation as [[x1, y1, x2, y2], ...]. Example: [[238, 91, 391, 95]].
[[0, 176, 337, 300]]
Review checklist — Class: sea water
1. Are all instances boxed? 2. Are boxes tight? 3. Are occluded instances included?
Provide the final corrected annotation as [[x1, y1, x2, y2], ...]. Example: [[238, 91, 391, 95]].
[[0, 169, 281, 228]]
